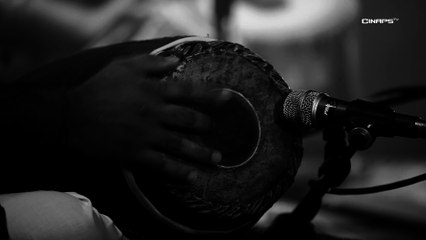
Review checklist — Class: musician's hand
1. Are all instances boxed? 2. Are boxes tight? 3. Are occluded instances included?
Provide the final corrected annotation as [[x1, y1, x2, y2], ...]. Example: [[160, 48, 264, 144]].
[[67, 55, 230, 182]]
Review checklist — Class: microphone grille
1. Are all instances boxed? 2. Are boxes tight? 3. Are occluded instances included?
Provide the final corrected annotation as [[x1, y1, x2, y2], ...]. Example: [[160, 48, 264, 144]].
[[282, 90, 321, 127]]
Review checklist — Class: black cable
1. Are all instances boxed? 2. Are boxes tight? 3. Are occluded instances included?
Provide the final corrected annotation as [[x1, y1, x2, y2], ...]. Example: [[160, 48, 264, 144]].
[[367, 85, 426, 107], [328, 173, 426, 195]]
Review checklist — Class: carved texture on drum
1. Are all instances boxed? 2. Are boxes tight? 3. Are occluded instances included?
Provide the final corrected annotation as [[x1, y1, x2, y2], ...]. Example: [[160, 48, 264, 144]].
[[135, 40, 303, 231]]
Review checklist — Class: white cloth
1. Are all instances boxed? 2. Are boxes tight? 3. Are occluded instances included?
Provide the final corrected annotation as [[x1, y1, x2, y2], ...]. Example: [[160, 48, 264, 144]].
[[0, 191, 127, 240]]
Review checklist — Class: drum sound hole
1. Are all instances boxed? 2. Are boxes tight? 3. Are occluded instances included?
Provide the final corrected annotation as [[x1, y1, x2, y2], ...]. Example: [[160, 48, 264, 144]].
[[202, 89, 260, 168]]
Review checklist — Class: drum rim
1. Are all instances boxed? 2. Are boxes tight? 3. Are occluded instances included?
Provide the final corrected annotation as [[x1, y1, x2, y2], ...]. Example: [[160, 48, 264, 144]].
[[123, 37, 303, 234], [214, 88, 262, 169]]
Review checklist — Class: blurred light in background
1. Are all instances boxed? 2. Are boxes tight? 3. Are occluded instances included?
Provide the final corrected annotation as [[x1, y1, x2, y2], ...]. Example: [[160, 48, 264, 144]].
[[229, 0, 360, 95]]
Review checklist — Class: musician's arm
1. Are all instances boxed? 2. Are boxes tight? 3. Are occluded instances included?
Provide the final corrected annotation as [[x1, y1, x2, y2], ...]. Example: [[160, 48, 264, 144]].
[[0, 36, 225, 191], [0, 37, 183, 141], [0, 38, 181, 189]]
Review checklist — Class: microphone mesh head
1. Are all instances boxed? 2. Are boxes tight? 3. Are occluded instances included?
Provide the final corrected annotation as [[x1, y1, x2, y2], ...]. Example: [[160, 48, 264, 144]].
[[282, 90, 321, 127]]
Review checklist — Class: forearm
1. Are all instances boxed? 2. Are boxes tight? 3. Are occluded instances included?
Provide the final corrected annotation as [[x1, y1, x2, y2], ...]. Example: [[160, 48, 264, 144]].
[[1, 36, 182, 153], [0, 36, 186, 192], [0, 83, 68, 149], [0, 82, 68, 193]]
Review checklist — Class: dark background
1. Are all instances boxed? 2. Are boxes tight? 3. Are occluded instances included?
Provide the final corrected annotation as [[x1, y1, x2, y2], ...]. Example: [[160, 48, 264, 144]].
[[357, 0, 426, 158], [302, 0, 426, 159]]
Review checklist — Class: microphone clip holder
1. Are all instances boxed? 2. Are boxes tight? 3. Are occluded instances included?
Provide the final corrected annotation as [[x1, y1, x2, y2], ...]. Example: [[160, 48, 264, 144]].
[[346, 118, 378, 151]]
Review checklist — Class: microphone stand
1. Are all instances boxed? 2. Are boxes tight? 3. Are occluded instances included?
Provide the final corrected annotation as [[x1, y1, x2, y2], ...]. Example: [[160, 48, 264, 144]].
[[265, 120, 381, 239], [264, 124, 363, 239], [291, 124, 359, 231]]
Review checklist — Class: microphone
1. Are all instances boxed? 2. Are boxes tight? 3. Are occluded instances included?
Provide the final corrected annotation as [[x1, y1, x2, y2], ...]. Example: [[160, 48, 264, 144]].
[[282, 90, 426, 140]]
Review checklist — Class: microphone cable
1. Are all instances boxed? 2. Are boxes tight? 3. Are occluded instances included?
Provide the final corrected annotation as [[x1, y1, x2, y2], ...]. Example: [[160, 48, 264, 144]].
[[367, 85, 426, 107], [328, 173, 426, 195]]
